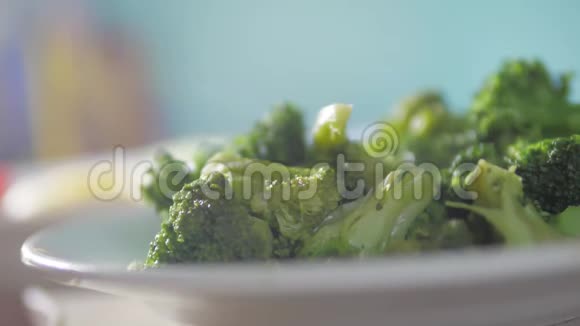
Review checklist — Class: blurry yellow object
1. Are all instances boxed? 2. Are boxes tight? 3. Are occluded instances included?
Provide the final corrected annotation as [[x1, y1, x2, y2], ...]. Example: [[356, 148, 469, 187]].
[[1, 163, 132, 222], [29, 12, 160, 159], [1, 136, 226, 222]]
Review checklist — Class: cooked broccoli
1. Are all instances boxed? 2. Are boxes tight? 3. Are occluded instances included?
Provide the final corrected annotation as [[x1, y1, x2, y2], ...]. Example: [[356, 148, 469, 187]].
[[469, 59, 579, 149], [445, 142, 505, 214], [406, 201, 474, 251], [449, 143, 505, 172], [145, 173, 274, 266], [308, 103, 395, 197], [406, 131, 477, 167], [447, 160, 564, 246], [201, 152, 342, 240], [141, 58, 580, 266], [390, 91, 454, 137], [508, 135, 579, 214], [146, 151, 345, 265], [553, 206, 580, 237], [255, 165, 342, 241], [299, 165, 437, 257], [141, 151, 196, 220], [436, 167, 500, 245], [234, 102, 306, 165], [389, 91, 475, 166], [312, 103, 353, 155]]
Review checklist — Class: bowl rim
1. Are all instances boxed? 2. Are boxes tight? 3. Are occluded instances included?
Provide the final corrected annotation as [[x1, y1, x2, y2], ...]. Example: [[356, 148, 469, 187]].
[[21, 214, 580, 298]]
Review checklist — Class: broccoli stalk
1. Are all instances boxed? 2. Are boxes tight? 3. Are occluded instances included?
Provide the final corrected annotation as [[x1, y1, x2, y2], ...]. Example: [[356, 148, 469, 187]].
[[309, 103, 394, 195], [299, 166, 437, 257], [311, 103, 353, 155], [447, 160, 563, 246], [554, 206, 580, 237]]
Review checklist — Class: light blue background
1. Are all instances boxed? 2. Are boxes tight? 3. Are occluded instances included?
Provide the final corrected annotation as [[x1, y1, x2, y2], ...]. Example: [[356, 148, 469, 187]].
[[95, 0, 580, 136]]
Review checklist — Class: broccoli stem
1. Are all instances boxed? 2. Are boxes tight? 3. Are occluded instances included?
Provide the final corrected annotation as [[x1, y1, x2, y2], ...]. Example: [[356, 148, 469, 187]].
[[445, 201, 558, 245], [300, 167, 436, 257], [312, 103, 353, 153], [446, 160, 564, 246]]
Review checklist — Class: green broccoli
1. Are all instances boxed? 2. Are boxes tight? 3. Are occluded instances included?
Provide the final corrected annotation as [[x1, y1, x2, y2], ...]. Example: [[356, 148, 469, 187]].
[[146, 151, 344, 264], [312, 103, 353, 155], [447, 160, 564, 246], [405, 131, 477, 167], [201, 152, 343, 240], [309, 103, 395, 197], [145, 173, 274, 266], [254, 165, 342, 241], [406, 201, 474, 251], [141, 151, 196, 220], [234, 102, 306, 165], [507, 135, 580, 214], [446, 142, 505, 217], [389, 91, 474, 166], [469, 59, 579, 149], [553, 206, 580, 237], [390, 91, 453, 137], [299, 165, 437, 257], [437, 168, 500, 245], [142, 58, 580, 265], [449, 143, 505, 172]]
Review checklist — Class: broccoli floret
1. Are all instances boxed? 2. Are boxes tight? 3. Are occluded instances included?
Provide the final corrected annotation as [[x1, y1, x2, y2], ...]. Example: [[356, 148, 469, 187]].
[[145, 153, 345, 265], [234, 103, 306, 165], [405, 131, 477, 167], [299, 165, 437, 257], [201, 152, 343, 240], [141, 151, 196, 220], [449, 143, 505, 172], [469, 59, 579, 149], [447, 160, 564, 246], [406, 201, 474, 251], [145, 173, 274, 266], [255, 165, 343, 241], [389, 91, 474, 166], [507, 135, 580, 214], [390, 91, 454, 136]]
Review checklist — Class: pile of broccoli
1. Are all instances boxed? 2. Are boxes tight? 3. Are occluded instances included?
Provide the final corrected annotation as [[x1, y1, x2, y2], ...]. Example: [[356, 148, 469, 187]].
[[142, 59, 580, 267]]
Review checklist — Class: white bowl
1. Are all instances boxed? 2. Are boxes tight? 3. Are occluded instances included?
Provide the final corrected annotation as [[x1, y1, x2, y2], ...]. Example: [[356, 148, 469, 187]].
[[21, 209, 580, 326]]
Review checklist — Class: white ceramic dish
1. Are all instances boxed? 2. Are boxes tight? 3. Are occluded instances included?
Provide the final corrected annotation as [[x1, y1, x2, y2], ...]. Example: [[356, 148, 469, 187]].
[[21, 209, 580, 326]]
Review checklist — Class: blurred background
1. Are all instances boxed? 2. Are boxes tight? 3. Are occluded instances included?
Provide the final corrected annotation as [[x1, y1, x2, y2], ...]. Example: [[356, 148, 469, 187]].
[[1, 1, 580, 325], [2, 0, 580, 163]]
